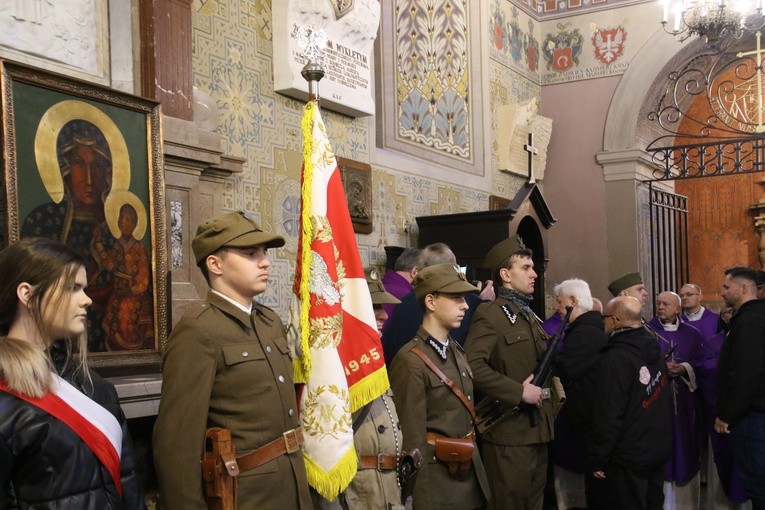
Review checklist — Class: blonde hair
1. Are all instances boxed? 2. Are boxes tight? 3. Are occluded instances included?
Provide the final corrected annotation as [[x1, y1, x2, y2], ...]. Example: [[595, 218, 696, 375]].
[[0, 238, 90, 397]]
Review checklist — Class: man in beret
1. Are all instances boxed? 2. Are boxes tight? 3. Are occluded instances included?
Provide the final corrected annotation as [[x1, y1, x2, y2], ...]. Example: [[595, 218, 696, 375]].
[[153, 211, 311, 509], [464, 235, 555, 510], [390, 263, 490, 510], [608, 272, 649, 306]]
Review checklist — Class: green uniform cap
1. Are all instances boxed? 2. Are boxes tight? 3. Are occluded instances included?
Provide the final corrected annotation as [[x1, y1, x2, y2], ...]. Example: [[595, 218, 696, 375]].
[[192, 210, 285, 266], [367, 268, 400, 305], [484, 235, 526, 275], [607, 272, 643, 297], [414, 262, 479, 300]]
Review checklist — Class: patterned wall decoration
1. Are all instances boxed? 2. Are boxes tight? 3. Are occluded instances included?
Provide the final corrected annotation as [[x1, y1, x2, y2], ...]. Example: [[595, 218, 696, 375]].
[[190, 0, 532, 318], [539, 3, 659, 84], [489, 1, 541, 84], [377, 0, 485, 176], [512, 0, 648, 20]]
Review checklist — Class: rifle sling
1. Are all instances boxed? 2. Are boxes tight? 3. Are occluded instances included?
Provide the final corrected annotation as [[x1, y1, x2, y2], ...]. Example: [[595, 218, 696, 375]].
[[409, 346, 478, 424]]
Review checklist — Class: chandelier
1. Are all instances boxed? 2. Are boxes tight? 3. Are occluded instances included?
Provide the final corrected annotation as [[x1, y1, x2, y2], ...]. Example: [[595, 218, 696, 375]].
[[661, 0, 765, 43]]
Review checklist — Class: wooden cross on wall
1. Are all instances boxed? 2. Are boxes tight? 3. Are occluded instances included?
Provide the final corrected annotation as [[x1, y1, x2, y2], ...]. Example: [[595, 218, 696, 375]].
[[524, 132, 538, 184]]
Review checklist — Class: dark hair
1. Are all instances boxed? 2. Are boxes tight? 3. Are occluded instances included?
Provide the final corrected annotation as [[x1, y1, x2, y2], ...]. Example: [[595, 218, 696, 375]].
[[724, 266, 758, 287], [0, 238, 86, 336], [394, 248, 420, 271]]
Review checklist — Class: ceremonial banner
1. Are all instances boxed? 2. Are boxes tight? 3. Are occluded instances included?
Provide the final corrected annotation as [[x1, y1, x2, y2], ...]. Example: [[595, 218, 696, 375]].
[[290, 100, 389, 498]]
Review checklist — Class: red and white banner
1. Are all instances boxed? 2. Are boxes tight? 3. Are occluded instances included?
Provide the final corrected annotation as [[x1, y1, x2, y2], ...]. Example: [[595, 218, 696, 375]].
[[290, 100, 389, 499]]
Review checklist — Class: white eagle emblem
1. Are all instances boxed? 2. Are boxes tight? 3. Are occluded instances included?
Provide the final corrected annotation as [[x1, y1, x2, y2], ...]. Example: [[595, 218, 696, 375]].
[[592, 26, 626, 66], [309, 251, 341, 306]]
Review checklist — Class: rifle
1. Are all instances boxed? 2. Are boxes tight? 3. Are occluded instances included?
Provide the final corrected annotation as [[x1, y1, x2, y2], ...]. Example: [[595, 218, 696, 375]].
[[474, 306, 572, 433], [528, 305, 572, 427]]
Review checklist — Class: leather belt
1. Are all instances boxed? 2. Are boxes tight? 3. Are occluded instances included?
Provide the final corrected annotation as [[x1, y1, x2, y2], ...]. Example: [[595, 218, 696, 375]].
[[426, 430, 475, 445], [236, 427, 304, 473], [358, 454, 399, 471]]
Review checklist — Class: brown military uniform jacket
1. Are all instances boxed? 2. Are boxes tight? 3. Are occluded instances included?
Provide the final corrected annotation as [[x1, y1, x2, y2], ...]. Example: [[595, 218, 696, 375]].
[[390, 327, 490, 510], [464, 297, 555, 445], [153, 291, 311, 509]]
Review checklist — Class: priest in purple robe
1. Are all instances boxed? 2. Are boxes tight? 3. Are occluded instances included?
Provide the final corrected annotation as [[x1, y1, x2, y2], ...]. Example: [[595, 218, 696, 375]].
[[380, 247, 419, 329], [679, 283, 721, 339], [648, 291, 705, 507]]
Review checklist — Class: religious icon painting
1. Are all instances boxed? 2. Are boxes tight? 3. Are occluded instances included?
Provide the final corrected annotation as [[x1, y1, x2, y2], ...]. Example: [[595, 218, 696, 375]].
[[0, 60, 168, 375]]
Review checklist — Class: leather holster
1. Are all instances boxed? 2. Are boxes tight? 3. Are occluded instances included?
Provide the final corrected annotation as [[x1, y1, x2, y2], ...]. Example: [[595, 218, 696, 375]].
[[202, 427, 239, 510], [433, 436, 475, 477]]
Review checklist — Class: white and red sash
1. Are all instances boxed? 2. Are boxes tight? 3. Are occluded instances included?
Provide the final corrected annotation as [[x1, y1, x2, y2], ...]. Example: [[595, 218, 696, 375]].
[[0, 373, 123, 496]]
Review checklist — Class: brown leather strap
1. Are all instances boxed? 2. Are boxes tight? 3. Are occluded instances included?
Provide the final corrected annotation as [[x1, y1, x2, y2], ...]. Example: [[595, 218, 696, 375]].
[[426, 430, 475, 446], [410, 346, 479, 423], [358, 454, 399, 471], [236, 427, 305, 472]]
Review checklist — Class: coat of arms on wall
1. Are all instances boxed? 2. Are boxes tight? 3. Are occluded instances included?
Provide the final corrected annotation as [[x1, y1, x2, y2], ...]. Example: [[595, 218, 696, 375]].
[[543, 23, 583, 73], [592, 25, 627, 67]]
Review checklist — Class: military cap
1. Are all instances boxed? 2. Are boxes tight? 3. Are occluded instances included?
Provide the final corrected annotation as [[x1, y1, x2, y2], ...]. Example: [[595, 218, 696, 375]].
[[367, 268, 400, 305], [608, 272, 643, 297], [192, 211, 285, 265], [484, 235, 526, 275], [414, 262, 479, 300]]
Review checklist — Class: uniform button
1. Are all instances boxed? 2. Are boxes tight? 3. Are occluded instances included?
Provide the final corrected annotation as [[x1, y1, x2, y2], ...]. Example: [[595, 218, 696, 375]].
[[242, 351, 249, 357], [378, 425, 386, 434], [278, 375, 285, 383], [266, 346, 272, 353], [288, 409, 295, 416], [467, 395, 472, 401], [462, 371, 466, 377]]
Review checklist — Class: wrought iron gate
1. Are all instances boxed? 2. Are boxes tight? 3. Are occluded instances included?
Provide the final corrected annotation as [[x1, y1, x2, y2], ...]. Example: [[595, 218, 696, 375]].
[[649, 185, 689, 297]]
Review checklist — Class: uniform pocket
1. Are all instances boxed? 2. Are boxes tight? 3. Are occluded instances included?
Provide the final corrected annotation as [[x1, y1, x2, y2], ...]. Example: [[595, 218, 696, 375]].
[[221, 343, 268, 397]]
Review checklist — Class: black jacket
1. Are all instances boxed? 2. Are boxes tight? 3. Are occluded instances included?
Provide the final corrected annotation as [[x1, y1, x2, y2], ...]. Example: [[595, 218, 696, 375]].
[[0, 343, 145, 509], [717, 298, 765, 424], [555, 310, 608, 432], [587, 327, 672, 475]]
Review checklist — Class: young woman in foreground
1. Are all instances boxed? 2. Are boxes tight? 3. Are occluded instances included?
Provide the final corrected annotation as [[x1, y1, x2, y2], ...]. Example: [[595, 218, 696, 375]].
[[0, 237, 144, 509]]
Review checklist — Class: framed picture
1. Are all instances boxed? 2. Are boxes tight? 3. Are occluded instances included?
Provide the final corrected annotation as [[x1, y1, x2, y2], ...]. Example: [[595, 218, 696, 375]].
[[0, 60, 167, 374], [338, 157, 373, 234]]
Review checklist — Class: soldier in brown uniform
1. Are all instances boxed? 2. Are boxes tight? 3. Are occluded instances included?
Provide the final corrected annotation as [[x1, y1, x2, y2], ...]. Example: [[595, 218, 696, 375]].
[[464, 235, 555, 510], [153, 211, 311, 509], [390, 263, 490, 510]]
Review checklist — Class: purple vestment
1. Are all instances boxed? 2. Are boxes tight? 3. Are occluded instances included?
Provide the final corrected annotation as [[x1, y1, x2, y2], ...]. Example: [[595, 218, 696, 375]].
[[380, 269, 413, 329], [695, 331, 749, 502], [648, 317, 705, 485], [680, 307, 721, 339]]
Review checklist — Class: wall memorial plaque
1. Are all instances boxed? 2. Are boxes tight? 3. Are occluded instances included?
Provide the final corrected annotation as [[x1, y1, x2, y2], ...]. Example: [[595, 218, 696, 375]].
[[272, 0, 380, 117]]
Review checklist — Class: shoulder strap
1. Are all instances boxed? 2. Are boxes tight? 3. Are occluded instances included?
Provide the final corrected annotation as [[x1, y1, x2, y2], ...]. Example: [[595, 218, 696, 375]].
[[409, 346, 478, 423], [352, 402, 372, 433], [0, 377, 123, 497]]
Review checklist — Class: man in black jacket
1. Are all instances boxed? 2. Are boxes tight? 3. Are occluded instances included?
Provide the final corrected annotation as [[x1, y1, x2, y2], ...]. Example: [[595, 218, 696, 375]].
[[554, 278, 610, 509], [716, 266, 765, 509], [588, 296, 671, 510]]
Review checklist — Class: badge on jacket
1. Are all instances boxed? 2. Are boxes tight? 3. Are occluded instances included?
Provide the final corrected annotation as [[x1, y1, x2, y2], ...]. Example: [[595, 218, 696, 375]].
[[500, 304, 517, 325]]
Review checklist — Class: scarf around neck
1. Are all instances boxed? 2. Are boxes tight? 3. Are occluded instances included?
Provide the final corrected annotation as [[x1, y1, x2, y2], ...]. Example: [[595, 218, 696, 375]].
[[498, 286, 534, 321]]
